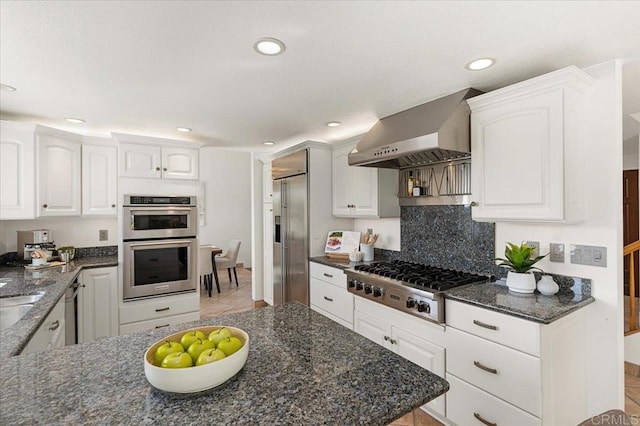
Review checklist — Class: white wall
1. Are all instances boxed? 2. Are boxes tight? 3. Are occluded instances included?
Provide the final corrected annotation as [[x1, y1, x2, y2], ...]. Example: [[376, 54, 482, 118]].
[[198, 147, 252, 268], [353, 217, 401, 251], [0, 217, 117, 253], [251, 155, 263, 301]]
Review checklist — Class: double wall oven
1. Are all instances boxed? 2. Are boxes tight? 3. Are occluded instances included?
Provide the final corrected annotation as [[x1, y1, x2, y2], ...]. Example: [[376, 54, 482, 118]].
[[122, 195, 198, 300]]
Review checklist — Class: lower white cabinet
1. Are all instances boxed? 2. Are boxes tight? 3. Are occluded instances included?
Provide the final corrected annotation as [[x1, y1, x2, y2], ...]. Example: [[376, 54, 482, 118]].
[[21, 296, 65, 354], [309, 262, 353, 329], [119, 292, 199, 335], [354, 297, 446, 418], [445, 299, 591, 426], [78, 267, 118, 343]]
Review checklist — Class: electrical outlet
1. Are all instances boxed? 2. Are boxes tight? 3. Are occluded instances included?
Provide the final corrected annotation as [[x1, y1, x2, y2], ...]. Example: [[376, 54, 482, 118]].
[[367, 228, 373, 235], [526, 241, 540, 258], [99, 230, 108, 241], [549, 243, 565, 263], [570, 244, 607, 267]]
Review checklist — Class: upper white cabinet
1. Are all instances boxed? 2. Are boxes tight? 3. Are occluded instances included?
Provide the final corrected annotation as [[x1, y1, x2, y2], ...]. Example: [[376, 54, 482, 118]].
[[0, 121, 36, 219], [82, 141, 118, 216], [116, 134, 200, 180], [468, 66, 594, 223], [36, 125, 82, 217], [332, 139, 399, 218], [263, 161, 273, 203]]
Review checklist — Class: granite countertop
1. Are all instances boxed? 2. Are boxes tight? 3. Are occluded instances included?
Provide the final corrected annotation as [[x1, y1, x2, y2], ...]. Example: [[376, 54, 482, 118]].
[[0, 302, 449, 425], [0, 255, 118, 357], [445, 280, 595, 324]]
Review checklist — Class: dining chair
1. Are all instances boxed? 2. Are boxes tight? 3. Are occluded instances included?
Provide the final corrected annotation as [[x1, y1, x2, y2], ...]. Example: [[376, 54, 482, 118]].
[[199, 245, 219, 297], [215, 239, 241, 288]]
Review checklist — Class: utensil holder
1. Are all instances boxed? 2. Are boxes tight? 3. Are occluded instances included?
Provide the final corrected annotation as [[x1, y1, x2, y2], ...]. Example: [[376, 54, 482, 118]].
[[59, 252, 72, 263], [361, 244, 374, 261]]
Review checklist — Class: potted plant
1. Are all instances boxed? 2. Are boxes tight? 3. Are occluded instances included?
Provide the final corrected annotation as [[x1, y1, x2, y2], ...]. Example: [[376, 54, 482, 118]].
[[495, 242, 547, 293]]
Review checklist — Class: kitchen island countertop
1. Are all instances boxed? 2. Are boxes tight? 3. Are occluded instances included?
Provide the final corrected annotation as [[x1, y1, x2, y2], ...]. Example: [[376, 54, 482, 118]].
[[0, 255, 118, 358], [0, 302, 449, 425]]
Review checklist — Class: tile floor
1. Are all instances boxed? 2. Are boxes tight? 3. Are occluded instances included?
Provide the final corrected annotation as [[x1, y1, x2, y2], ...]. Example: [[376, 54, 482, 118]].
[[198, 267, 640, 423]]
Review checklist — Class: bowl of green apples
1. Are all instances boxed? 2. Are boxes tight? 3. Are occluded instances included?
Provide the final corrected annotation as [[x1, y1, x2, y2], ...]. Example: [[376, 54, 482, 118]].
[[144, 325, 249, 393]]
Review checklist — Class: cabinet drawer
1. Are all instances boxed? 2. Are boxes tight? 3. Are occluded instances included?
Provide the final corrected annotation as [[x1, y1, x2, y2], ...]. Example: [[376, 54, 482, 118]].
[[310, 277, 353, 324], [309, 262, 346, 288], [120, 293, 199, 324], [119, 312, 200, 335], [446, 299, 540, 356], [446, 374, 540, 426], [446, 327, 541, 417]]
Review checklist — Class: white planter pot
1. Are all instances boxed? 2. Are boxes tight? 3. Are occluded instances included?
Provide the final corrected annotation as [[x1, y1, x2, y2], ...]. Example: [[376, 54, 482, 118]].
[[506, 271, 536, 294]]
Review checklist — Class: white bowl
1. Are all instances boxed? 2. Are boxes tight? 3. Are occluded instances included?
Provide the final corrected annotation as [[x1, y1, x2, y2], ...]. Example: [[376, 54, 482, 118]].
[[143, 325, 249, 393]]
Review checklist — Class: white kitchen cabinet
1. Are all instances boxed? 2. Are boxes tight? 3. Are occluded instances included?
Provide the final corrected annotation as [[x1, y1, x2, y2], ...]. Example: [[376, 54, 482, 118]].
[[468, 66, 594, 223], [118, 142, 199, 180], [21, 295, 65, 354], [309, 262, 353, 329], [78, 267, 118, 343], [263, 203, 274, 305], [332, 139, 399, 218], [82, 143, 118, 216], [445, 299, 591, 425], [119, 292, 199, 335], [0, 121, 36, 219], [354, 297, 446, 418], [35, 125, 82, 216], [263, 161, 273, 203]]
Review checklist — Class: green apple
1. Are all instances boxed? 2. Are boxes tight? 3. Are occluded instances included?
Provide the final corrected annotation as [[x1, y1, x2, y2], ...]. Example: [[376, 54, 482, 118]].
[[161, 351, 193, 368], [208, 327, 232, 346], [180, 330, 206, 351], [186, 338, 215, 363], [154, 340, 185, 366], [196, 348, 226, 366], [217, 336, 243, 356]]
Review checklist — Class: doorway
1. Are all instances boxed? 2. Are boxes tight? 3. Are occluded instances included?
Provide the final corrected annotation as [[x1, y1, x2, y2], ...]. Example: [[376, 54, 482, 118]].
[[623, 169, 639, 298]]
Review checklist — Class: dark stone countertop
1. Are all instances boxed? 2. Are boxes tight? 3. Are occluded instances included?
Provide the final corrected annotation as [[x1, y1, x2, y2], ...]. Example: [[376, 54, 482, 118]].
[[0, 302, 449, 425], [0, 255, 118, 357], [445, 280, 595, 324]]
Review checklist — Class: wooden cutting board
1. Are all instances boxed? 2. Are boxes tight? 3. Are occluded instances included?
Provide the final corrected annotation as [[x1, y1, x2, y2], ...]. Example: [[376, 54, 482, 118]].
[[24, 261, 67, 270]]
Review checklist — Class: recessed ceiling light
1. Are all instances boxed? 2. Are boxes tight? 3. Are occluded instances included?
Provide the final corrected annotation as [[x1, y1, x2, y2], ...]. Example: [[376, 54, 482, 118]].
[[0, 83, 17, 92], [176, 127, 192, 133], [65, 118, 85, 124], [254, 38, 286, 56], [326, 121, 341, 128], [465, 58, 496, 71], [263, 141, 275, 146]]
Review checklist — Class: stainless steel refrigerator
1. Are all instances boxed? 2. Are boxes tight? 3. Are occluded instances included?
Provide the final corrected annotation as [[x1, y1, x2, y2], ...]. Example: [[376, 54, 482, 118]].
[[272, 149, 309, 306]]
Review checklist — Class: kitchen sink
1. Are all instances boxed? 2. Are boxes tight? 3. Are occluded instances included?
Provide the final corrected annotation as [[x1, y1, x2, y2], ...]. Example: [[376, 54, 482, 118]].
[[0, 293, 44, 330]]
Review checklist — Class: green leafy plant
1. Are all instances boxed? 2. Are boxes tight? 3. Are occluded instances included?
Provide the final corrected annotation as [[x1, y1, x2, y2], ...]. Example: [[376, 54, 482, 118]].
[[495, 242, 547, 273], [57, 246, 75, 253]]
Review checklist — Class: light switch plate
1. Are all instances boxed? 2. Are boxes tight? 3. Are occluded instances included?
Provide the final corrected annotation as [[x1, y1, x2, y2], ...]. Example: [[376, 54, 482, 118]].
[[526, 241, 540, 258], [570, 244, 607, 267], [99, 230, 108, 241], [549, 243, 565, 263]]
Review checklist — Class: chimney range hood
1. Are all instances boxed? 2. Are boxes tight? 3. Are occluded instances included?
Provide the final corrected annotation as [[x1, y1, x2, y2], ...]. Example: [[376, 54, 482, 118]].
[[348, 88, 482, 169]]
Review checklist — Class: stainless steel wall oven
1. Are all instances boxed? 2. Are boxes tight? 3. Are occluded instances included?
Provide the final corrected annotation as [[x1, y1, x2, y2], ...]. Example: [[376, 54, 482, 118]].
[[123, 195, 198, 300]]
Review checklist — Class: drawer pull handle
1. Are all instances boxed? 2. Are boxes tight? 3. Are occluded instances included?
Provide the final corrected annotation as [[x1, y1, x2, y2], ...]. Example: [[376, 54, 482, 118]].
[[473, 319, 498, 331], [474, 361, 498, 375], [323, 273, 334, 278], [155, 307, 170, 312], [323, 296, 334, 302], [155, 324, 170, 329], [473, 412, 497, 426], [48, 320, 60, 331]]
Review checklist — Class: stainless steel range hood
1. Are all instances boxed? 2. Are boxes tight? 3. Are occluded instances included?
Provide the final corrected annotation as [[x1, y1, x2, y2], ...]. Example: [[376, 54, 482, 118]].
[[348, 88, 482, 169]]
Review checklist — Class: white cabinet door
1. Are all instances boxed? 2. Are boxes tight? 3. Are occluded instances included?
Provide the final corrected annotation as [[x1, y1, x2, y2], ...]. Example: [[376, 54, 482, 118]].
[[119, 143, 162, 178], [263, 203, 274, 305], [82, 144, 118, 216], [353, 309, 393, 350], [0, 121, 36, 219], [79, 267, 118, 343], [161, 147, 199, 180], [351, 165, 378, 216], [21, 296, 65, 354], [332, 144, 353, 216], [36, 128, 82, 216], [263, 162, 273, 203]]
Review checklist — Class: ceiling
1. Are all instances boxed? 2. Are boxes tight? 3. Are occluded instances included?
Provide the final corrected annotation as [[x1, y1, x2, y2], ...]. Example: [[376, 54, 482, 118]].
[[1, 1, 639, 153]]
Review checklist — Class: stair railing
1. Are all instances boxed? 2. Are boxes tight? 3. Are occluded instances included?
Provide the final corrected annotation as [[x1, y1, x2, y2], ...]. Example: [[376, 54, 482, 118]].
[[624, 240, 640, 335]]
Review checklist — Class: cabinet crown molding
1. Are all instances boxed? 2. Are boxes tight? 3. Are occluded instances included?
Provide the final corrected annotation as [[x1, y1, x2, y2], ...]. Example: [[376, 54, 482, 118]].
[[35, 124, 83, 142], [112, 132, 204, 148]]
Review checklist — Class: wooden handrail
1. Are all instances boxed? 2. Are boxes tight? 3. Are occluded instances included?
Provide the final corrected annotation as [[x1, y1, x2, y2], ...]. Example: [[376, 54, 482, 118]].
[[624, 240, 639, 335]]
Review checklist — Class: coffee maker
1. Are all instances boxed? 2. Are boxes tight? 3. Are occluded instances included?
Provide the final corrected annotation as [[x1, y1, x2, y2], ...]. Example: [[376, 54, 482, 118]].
[[17, 230, 56, 260]]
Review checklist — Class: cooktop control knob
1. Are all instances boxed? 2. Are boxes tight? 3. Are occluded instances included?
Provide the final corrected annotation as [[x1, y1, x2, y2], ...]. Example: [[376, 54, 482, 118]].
[[364, 284, 373, 294], [355, 281, 364, 291], [406, 298, 416, 309], [348, 279, 356, 289], [373, 287, 383, 298], [417, 301, 430, 313]]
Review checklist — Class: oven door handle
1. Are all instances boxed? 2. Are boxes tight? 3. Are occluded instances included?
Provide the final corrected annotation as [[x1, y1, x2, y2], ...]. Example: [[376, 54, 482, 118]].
[[127, 240, 194, 248]]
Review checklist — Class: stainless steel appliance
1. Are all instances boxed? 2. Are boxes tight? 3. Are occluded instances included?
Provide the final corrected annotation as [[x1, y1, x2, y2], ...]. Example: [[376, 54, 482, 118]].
[[17, 229, 55, 260], [122, 195, 198, 300], [273, 150, 309, 306], [345, 260, 490, 324]]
